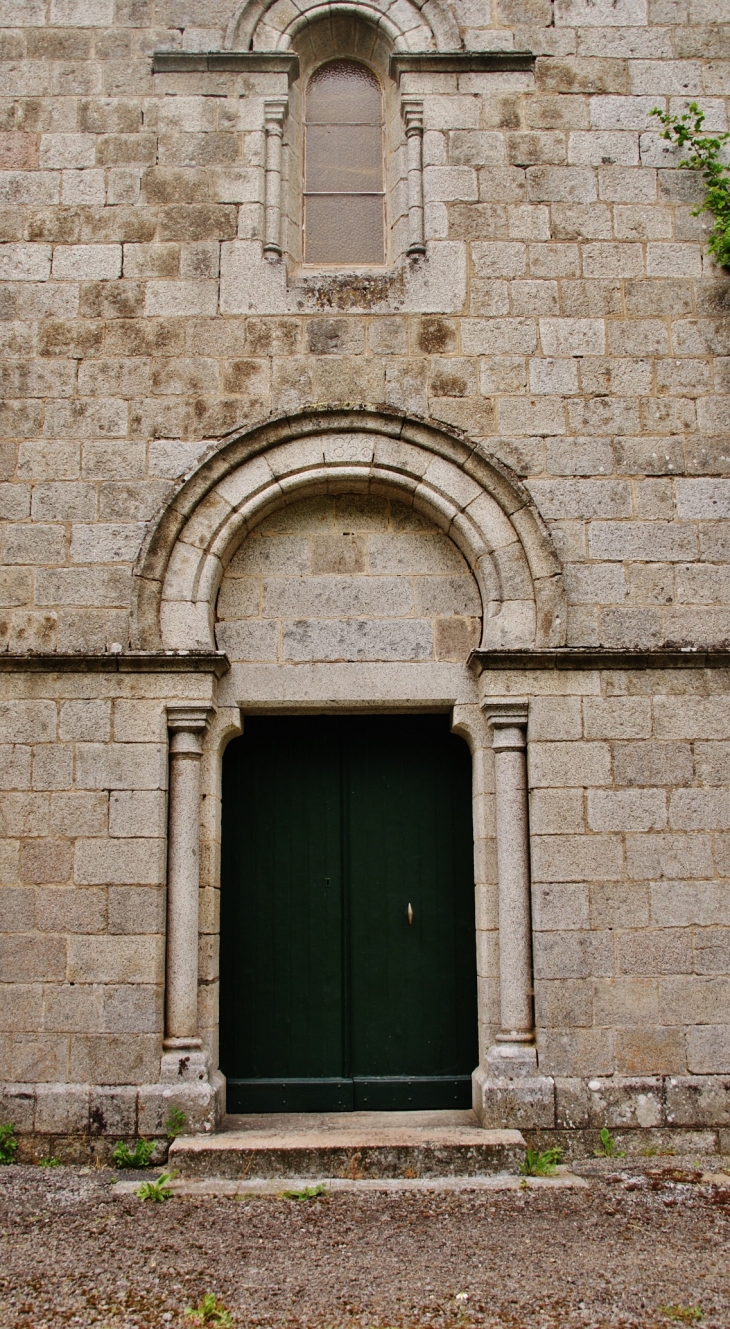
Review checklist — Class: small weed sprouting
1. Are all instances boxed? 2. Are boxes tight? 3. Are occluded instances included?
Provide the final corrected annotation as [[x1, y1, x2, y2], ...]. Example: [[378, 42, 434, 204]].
[[659, 1306, 704, 1324], [641, 1146, 659, 1158], [38, 1156, 61, 1168], [0, 1123, 17, 1165], [281, 1182, 328, 1201], [135, 1171, 176, 1203], [650, 103, 730, 270], [594, 1126, 625, 1159], [112, 1138, 155, 1169], [165, 1108, 187, 1141], [519, 1146, 562, 1177], [185, 1293, 234, 1326]]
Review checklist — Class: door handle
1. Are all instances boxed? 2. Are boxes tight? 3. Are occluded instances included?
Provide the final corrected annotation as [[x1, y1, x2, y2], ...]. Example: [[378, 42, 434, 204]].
[[407, 902, 414, 925]]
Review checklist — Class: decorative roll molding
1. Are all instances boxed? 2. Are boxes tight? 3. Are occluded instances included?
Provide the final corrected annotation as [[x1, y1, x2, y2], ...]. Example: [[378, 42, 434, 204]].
[[263, 97, 288, 261], [483, 699, 535, 1062], [402, 97, 426, 257], [164, 704, 213, 1065]]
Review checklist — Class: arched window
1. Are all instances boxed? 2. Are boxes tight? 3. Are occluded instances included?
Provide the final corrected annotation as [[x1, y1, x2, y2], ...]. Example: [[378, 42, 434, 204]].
[[303, 60, 385, 267]]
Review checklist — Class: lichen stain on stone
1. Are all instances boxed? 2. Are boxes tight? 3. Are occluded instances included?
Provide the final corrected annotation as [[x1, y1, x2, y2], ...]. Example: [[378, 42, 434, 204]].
[[290, 268, 405, 311], [418, 317, 456, 354]]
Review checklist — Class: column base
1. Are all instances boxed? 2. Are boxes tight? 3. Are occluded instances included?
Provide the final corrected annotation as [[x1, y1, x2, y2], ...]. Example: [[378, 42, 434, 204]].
[[487, 1040, 539, 1078], [473, 1047, 556, 1129], [161, 1040, 211, 1085], [139, 1070, 226, 1137]]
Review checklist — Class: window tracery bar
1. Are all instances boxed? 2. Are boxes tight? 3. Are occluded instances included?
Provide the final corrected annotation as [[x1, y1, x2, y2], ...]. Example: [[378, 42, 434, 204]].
[[402, 97, 425, 257], [263, 97, 288, 261]]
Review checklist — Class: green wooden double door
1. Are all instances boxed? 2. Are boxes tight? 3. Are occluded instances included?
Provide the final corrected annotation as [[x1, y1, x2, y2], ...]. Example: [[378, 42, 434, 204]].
[[220, 714, 477, 1113]]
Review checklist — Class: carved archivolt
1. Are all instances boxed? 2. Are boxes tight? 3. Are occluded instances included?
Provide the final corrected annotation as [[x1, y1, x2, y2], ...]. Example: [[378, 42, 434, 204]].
[[224, 0, 461, 54], [131, 409, 565, 654]]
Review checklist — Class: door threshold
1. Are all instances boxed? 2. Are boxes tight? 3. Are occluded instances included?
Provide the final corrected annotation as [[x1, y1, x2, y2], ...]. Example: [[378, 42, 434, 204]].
[[222, 1107, 481, 1134]]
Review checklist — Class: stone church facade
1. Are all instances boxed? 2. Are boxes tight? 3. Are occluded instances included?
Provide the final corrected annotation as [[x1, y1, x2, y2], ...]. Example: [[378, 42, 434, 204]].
[[1, 0, 730, 1154]]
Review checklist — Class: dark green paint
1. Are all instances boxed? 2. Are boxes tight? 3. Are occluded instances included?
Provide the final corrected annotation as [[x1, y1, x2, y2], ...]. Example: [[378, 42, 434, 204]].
[[220, 714, 477, 1113]]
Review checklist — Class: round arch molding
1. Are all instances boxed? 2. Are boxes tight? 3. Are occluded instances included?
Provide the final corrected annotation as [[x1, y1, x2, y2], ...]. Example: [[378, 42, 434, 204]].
[[130, 409, 566, 654], [224, 0, 461, 52]]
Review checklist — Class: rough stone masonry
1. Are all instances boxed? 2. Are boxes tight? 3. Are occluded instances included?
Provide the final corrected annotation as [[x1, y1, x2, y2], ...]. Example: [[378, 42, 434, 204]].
[[1, 0, 730, 1157]]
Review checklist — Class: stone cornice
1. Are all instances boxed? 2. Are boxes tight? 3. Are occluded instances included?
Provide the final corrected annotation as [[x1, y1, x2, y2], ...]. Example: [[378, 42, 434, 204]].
[[470, 648, 730, 673], [152, 50, 299, 79], [0, 652, 230, 677], [390, 51, 535, 79], [151, 50, 533, 82]]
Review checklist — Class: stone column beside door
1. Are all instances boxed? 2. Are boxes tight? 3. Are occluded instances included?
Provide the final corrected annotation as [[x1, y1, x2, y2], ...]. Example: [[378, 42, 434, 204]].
[[472, 699, 555, 1128], [138, 703, 226, 1137]]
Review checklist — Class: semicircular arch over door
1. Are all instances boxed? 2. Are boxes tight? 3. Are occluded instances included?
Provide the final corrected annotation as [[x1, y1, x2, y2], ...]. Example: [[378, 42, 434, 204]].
[[130, 408, 566, 655]]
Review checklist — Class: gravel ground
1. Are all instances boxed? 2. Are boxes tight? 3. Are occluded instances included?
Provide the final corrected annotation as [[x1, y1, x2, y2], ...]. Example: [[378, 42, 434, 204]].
[[1, 1157, 729, 1329]]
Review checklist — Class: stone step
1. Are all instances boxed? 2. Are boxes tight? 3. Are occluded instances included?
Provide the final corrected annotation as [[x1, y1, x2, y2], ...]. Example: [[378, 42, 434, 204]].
[[168, 1109, 526, 1180]]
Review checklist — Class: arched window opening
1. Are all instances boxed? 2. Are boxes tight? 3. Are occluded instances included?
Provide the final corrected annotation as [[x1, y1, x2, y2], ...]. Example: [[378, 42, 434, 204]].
[[303, 60, 385, 267]]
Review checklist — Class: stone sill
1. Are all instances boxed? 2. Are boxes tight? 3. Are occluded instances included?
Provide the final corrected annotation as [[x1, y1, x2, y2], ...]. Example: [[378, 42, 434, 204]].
[[0, 651, 229, 676], [470, 648, 730, 674]]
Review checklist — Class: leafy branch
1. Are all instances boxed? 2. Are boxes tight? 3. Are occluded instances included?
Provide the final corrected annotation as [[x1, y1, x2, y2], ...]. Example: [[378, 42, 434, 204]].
[[651, 102, 730, 270]]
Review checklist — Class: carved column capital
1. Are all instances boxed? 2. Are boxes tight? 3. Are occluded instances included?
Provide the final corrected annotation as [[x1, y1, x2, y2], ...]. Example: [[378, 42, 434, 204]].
[[264, 97, 288, 134], [167, 704, 213, 756], [483, 699, 529, 751], [401, 96, 424, 135]]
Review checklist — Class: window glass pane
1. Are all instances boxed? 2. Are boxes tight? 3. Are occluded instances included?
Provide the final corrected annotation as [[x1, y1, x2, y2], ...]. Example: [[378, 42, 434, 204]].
[[306, 60, 381, 125], [306, 125, 382, 193], [304, 195, 385, 265], [304, 60, 385, 266]]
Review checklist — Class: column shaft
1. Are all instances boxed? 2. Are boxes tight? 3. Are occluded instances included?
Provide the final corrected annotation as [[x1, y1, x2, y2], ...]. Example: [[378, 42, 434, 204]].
[[484, 702, 534, 1044], [402, 98, 426, 256], [263, 99, 287, 260], [165, 706, 211, 1051]]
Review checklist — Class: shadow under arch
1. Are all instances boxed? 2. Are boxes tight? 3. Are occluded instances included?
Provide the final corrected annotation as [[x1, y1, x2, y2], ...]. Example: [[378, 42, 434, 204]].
[[130, 407, 565, 653]]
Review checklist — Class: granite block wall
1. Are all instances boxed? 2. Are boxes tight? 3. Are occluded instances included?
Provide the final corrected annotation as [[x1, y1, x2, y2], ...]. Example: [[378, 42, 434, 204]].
[[0, 0, 729, 1137]]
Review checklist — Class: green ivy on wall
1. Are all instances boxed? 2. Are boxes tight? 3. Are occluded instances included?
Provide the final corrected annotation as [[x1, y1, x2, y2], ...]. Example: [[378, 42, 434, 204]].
[[651, 102, 730, 271]]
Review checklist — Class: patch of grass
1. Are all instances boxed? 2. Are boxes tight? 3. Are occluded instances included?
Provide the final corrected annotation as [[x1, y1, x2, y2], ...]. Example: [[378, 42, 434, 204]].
[[112, 1137, 155, 1169], [641, 1146, 659, 1157], [594, 1126, 625, 1158], [38, 1156, 61, 1167], [165, 1108, 187, 1141], [659, 1305, 703, 1323], [519, 1146, 562, 1177], [185, 1293, 234, 1326], [0, 1123, 17, 1165], [135, 1171, 176, 1203], [281, 1182, 328, 1201]]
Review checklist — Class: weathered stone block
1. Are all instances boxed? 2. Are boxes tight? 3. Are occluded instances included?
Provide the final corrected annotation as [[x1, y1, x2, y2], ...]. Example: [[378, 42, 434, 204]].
[[89, 1085, 137, 1136], [473, 1068, 556, 1128], [687, 1026, 730, 1075], [67, 934, 164, 984], [138, 1071, 225, 1137], [70, 1033, 159, 1085], [665, 1075, 730, 1127], [34, 1082, 89, 1134]]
